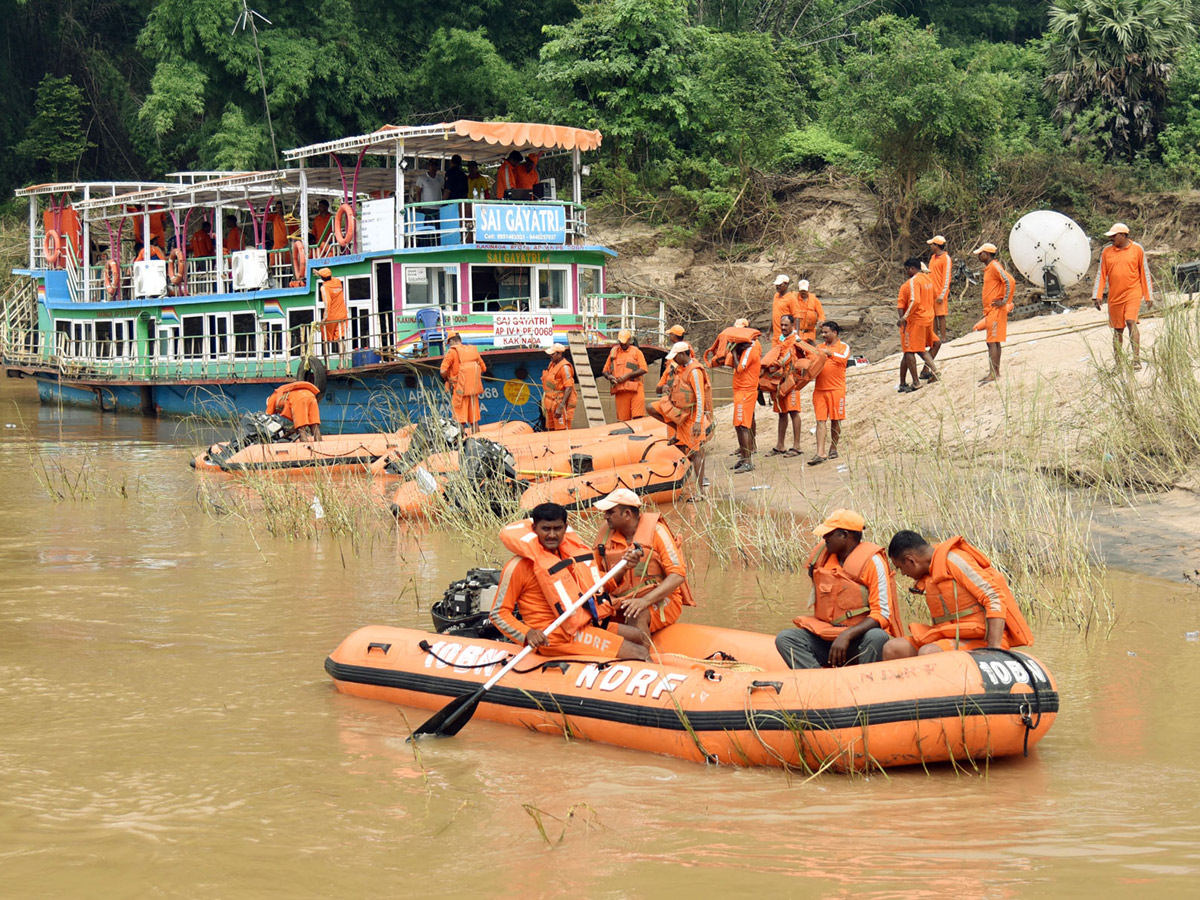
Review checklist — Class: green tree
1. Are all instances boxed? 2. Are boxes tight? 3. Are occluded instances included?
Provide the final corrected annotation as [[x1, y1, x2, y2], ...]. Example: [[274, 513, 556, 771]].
[[1044, 0, 1196, 162], [824, 15, 999, 249], [14, 75, 95, 181], [411, 29, 520, 119]]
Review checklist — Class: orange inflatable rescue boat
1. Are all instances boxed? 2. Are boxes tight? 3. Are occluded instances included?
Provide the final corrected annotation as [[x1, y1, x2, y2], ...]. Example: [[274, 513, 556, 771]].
[[326, 612, 1058, 771]]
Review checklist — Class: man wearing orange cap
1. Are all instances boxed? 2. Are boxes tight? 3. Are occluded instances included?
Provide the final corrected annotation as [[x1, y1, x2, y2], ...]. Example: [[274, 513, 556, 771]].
[[771, 275, 799, 342], [317, 267, 348, 354], [774, 509, 901, 669], [440, 332, 487, 433], [896, 257, 939, 392], [974, 242, 1014, 384], [794, 279, 824, 343], [602, 330, 648, 421], [1092, 222, 1153, 369], [923, 235, 952, 379], [593, 488, 694, 640], [882, 529, 1033, 659], [541, 344, 576, 430]]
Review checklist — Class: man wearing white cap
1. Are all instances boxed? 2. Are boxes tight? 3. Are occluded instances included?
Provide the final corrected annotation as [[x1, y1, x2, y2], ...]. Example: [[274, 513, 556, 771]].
[[774, 509, 902, 669], [973, 242, 1014, 384], [1093, 222, 1153, 369], [593, 488, 694, 639], [794, 279, 824, 343], [771, 275, 799, 342], [658, 342, 712, 495], [602, 330, 648, 421], [541, 344, 576, 430], [924, 235, 952, 379]]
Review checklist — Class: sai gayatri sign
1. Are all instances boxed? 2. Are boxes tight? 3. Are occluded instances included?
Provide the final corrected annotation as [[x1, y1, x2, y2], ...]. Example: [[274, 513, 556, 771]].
[[474, 203, 566, 243], [493, 312, 554, 348]]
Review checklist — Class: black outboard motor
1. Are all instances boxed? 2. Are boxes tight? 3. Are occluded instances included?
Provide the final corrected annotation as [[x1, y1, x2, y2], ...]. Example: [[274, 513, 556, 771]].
[[204, 412, 293, 469], [430, 568, 507, 639]]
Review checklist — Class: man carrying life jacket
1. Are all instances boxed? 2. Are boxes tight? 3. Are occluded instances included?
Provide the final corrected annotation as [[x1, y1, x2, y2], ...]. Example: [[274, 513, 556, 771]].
[[489, 502, 650, 660], [659, 342, 712, 496], [775, 509, 902, 669], [317, 267, 348, 355], [766, 315, 803, 457], [439, 332, 487, 434], [882, 530, 1034, 659], [541, 344, 576, 430], [593, 488, 694, 642], [725, 328, 762, 474], [602, 330, 648, 422], [265, 380, 322, 442]]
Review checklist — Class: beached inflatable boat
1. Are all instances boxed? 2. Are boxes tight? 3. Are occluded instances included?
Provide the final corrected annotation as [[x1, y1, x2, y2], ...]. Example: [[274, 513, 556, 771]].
[[325, 622, 1058, 771]]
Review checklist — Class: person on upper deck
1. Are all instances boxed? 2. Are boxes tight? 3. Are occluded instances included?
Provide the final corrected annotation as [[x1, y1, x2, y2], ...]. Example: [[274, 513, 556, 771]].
[[133, 240, 165, 262], [466, 161, 490, 200], [223, 214, 245, 255], [265, 201, 289, 252], [496, 150, 541, 198], [189, 221, 215, 260], [443, 155, 469, 202], [310, 199, 332, 246]]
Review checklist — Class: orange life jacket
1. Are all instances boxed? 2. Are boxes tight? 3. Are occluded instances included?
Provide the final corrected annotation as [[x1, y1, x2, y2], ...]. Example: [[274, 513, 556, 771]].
[[450, 345, 485, 397], [913, 536, 1034, 648], [265, 381, 321, 426], [498, 519, 603, 636], [663, 359, 712, 425], [794, 541, 903, 640], [542, 359, 573, 408], [594, 512, 696, 608], [760, 335, 796, 394], [703, 326, 761, 367]]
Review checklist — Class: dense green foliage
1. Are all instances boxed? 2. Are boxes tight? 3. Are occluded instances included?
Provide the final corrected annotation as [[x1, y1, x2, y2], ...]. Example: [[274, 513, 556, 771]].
[[5, 0, 1200, 235]]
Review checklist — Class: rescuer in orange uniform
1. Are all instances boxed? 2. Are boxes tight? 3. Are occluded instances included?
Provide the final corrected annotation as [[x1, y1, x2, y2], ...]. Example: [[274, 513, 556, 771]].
[[133, 241, 165, 262], [223, 214, 245, 255], [317, 267, 348, 354], [811, 320, 850, 464], [1092, 222, 1154, 369], [488, 502, 650, 660], [601, 330, 648, 421], [771, 274, 799, 342], [495, 150, 542, 197], [265, 381, 322, 442], [774, 509, 902, 669], [310, 199, 332, 246], [923, 234, 952, 379], [660, 342, 712, 496], [727, 329, 762, 474], [766, 315, 803, 457], [653, 325, 688, 406], [189, 221, 215, 261], [541, 344, 576, 430], [974, 242, 1014, 384], [439, 332, 487, 434], [896, 257, 939, 392], [793, 280, 825, 343], [593, 488, 694, 641], [882, 529, 1034, 659]]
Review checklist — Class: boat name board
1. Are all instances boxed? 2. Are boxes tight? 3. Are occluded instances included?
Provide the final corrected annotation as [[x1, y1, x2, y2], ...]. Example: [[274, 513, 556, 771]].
[[475, 204, 566, 244], [493, 312, 554, 348], [484, 251, 551, 265]]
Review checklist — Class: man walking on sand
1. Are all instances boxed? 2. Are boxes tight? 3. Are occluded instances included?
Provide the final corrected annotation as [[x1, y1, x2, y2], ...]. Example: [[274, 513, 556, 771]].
[[1093, 222, 1153, 370], [974, 242, 1014, 385], [922, 235, 952, 379], [896, 258, 939, 393]]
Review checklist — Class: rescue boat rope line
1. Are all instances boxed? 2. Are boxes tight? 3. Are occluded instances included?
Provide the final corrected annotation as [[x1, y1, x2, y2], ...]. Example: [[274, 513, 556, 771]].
[[988, 648, 1043, 757], [419, 640, 514, 669]]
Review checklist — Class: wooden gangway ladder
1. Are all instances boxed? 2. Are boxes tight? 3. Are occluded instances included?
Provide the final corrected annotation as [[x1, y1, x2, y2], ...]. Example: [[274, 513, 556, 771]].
[[567, 331, 608, 427]]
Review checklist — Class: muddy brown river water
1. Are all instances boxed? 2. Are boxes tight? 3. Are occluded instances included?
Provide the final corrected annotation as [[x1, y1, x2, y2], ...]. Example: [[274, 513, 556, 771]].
[[1, 377, 1199, 898]]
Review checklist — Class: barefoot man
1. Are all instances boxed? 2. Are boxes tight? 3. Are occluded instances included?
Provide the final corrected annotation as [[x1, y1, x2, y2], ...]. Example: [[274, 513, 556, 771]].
[[896, 257, 938, 392], [1092, 222, 1153, 369]]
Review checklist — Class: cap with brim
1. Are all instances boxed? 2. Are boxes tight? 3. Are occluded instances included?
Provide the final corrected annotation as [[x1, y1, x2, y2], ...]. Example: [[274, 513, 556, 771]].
[[798, 280, 810, 291], [665, 341, 691, 361], [733, 318, 749, 328], [1105, 222, 1130, 236], [667, 325, 686, 338], [594, 487, 642, 511], [927, 235, 947, 245], [971, 243, 998, 255], [447, 330, 461, 340], [617, 329, 632, 342], [812, 508, 866, 537], [544, 344, 566, 355], [317, 267, 333, 278], [774, 275, 790, 286]]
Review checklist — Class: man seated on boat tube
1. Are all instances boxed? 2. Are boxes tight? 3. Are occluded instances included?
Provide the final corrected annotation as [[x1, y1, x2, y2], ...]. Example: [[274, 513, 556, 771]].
[[593, 488, 694, 643], [882, 530, 1033, 659], [489, 502, 650, 660], [775, 509, 904, 669], [265, 381, 322, 442]]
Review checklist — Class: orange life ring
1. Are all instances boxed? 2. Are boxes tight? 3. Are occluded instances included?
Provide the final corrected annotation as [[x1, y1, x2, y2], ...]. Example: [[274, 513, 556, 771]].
[[333, 203, 356, 249], [291, 239, 307, 281], [43, 230, 62, 267], [103, 260, 121, 300], [167, 247, 187, 286]]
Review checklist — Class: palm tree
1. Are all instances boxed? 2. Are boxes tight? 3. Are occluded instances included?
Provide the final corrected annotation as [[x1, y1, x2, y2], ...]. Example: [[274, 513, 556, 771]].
[[1044, 0, 1196, 161]]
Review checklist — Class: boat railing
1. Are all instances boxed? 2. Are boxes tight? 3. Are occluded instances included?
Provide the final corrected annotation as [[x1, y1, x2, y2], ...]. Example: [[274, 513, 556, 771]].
[[580, 293, 667, 346], [399, 199, 588, 249], [76, 250, 316, 303], [0, 280, 42, 365]]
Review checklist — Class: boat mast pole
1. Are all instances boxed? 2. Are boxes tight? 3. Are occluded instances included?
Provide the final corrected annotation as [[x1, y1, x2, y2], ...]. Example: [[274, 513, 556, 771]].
[[82, 185, 91, 300], [396, 140, 405, 250], [215, 201, 224, 294], [299, 163, 308, 256], [29, 194, 36, 268], [572, 147, 581, 206]]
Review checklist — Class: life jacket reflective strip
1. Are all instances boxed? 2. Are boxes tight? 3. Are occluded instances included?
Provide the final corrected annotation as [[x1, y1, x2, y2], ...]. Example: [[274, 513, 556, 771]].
[[497, 520, 601, 635], [795, 540, 899, 639], [922, 537, 1034, 647], [542, 359, 573, 407], [595, 513, 696, 607]]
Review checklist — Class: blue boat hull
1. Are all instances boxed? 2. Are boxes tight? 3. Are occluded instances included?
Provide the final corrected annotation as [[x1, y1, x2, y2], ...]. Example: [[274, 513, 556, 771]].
[[34, 357, 550, 433]]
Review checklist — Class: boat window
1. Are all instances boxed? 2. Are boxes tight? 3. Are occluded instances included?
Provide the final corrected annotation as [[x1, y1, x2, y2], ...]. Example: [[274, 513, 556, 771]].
[[470, 265, 531, 313], [404, 265, 458, 313], [263, 321, 285, 358], [535, 267, 569, 312], [233, 312, 257, 359], [374, 260, 394, 346], [578, 265, 603, 300], [206, 314, 230, 357], [182, 315, 204, 359], [110, 320, 133, 359], [347, 275, 372, 302], [54, 321, 71, 355], [156, 324, 180, 360], [287, 308, 316, 358]]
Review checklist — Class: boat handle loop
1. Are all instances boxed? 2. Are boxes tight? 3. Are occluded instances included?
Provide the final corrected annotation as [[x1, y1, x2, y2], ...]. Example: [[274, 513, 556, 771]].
[[990, 648, 1043, 757]]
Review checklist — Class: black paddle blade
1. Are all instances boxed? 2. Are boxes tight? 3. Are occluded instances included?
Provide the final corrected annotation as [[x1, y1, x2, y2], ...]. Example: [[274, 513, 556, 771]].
[[408, 687, 485, 740]]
